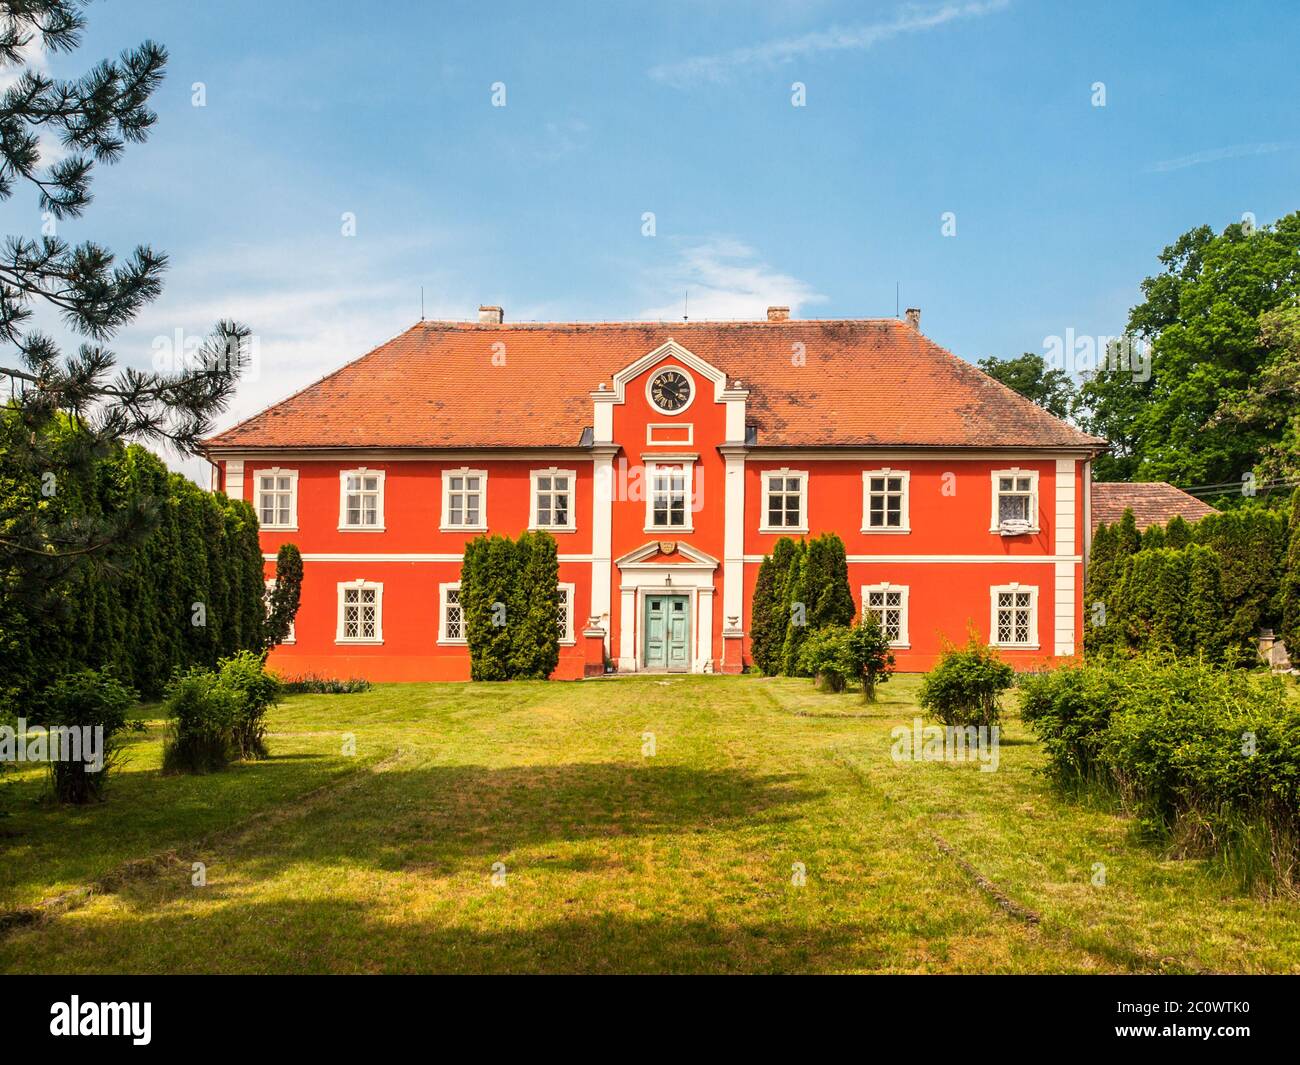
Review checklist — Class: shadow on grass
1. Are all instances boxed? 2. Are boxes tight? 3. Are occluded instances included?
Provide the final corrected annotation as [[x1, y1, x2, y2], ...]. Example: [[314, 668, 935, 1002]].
[[15, 896, 903, 975], [217, 761, 823, 881]]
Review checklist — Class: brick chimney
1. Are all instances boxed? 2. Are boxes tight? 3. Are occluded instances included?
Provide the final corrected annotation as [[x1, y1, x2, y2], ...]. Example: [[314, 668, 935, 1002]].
[[904, 307, 921, 331], [478, 305, 503, 325], [767, 306, 790, 322]]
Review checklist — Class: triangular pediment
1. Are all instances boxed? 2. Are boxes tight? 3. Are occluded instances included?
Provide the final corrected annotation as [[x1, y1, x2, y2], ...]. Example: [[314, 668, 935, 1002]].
[[615, 540, 720, 568], [604, 340, 733, 403]]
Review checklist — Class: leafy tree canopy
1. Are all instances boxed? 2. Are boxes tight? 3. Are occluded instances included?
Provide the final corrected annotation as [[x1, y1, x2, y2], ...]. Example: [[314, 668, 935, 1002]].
[[976, 352, 1078, 421], [1080, 213, 1300, 484]]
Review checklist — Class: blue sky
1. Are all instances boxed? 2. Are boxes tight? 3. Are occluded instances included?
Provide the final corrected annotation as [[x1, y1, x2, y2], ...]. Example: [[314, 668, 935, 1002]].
[[3, 1, 1298, 475]]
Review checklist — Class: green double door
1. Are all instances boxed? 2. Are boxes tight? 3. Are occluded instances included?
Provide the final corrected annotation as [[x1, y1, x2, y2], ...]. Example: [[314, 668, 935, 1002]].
[[644, 594, 690, 672]]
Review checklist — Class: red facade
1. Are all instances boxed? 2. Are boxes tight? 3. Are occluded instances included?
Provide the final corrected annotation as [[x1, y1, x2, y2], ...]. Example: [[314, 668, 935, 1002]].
[[205, 314, 1104, 679]]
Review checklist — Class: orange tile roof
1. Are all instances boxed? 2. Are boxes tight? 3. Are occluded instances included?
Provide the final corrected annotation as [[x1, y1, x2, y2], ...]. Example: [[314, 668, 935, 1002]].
[[203, 319, 1108, 452], [1091, 481, 1217, 533]]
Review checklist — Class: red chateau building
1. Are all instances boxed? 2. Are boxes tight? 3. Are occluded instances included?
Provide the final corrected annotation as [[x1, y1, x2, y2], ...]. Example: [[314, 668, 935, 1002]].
[[202, 306, 1106, 680]]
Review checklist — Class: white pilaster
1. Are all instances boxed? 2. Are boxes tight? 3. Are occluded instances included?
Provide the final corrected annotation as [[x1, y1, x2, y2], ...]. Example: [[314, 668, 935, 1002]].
[[696, 587, 714, 673], [618, 585, 636, 671], [721, 445, 747, 635], [590, 446, 616, 655], [1053, 458, 1077, 656], [226, 459, 245, 500]]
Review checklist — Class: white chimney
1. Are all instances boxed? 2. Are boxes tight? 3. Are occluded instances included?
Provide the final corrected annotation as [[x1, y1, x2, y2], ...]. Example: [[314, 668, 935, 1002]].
[[767, 306, 790, 322], [478, 305, 503, 325], [905, 307, 921, 331]]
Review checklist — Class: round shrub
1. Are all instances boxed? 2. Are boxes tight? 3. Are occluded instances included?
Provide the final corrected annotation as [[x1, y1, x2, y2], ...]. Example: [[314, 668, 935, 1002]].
[[918, 637, 1014, 728]]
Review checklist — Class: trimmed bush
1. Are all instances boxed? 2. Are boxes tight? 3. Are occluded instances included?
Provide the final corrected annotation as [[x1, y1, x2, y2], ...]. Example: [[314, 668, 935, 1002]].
[[218, 651, 280, 760], [918, 636, 1014, 728], [779, 540, 810, 676], [777, 534, 852, 677], [460, 531, 562, 681], [509, 531, 561, 679], [1023, 657, 1300, 893], [1192, 505, 1288, 665], [797, 615, 895, 700], [750, 537, 803, 674], [161, 668, 239, 774], [35, 668, 138, 804]]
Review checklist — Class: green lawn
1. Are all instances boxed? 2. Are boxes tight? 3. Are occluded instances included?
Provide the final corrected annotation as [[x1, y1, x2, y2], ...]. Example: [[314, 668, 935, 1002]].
[[2, 675, 1297, 974]]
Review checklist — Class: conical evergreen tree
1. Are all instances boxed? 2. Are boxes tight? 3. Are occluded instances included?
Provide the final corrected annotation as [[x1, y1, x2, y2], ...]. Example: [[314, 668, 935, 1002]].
[[779, 540, 809, 675], [510, 531, 561, 679], [1164, 514, 1192, 549], [1281, 490, 1300, 656]]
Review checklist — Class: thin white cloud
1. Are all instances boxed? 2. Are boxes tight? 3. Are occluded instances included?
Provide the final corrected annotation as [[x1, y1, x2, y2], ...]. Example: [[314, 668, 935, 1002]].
[[111, 235, 471, 482], [1144, 142, 1291, 173], [649, 0, 1010, 87], [637, 237, 825, 320]]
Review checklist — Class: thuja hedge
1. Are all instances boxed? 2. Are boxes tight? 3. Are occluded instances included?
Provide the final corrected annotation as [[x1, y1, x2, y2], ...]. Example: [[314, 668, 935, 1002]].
[[459, 530, 561, 680], [750, 533, 855, 676], [0, 438, 268, 706], [1086, 501, 1292, 665], [1021, 657, 1300, 894]]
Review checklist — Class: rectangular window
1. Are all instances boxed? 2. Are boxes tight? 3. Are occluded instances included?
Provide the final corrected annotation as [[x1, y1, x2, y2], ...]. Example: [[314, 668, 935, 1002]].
[[256, 469, 297, 529], [863, 469, 910, 531], [439, 583, 465, 644], [557, 583, 575, 644], [339, 469, 384, 530], [992, 469, 1039, 532], [761, 469, 807, 532], [648, 464, 689, 529], [863, 584, 908, 647], [337, 582, 382, 643], [531, 468, 576, 531], [991, 585, 1037, 647], [442, 468, 487, 530]]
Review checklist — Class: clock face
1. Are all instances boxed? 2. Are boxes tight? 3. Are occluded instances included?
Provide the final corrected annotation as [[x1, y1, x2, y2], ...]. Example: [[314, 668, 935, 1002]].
[[649, 369, 692, 413]]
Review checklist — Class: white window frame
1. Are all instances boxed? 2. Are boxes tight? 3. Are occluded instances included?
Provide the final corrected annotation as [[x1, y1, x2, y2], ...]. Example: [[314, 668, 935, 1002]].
[[557, 582, 576, 645], [862, 468, 911, 533], [759, 467, 809, 534], [441, 467, 488, 532], [338, 468, 385, 532], [439, 582, 466, 645], [644, 460, 694, 533], [264, 578, 295, 644], [335, 580, 383, 644], [990, 468, 1040, 533], [255, 467, 298, 530], [861, 583, 909, 648], [529, 467, 577, 532], [990, 583, 1039, 649]]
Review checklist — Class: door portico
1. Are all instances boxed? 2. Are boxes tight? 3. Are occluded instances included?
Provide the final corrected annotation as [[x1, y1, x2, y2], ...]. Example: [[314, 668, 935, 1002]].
[[615, 541, 718, 673]]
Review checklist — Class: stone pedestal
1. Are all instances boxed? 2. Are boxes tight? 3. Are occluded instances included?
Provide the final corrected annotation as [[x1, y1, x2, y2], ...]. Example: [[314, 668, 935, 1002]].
[[582, 624, 607, 678]]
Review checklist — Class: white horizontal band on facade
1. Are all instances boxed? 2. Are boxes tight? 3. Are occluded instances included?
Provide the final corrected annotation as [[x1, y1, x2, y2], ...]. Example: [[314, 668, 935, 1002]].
[[746, 554, 1083, 565], [266, 551, 1081, 565], [263, 553, 597, 563]]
